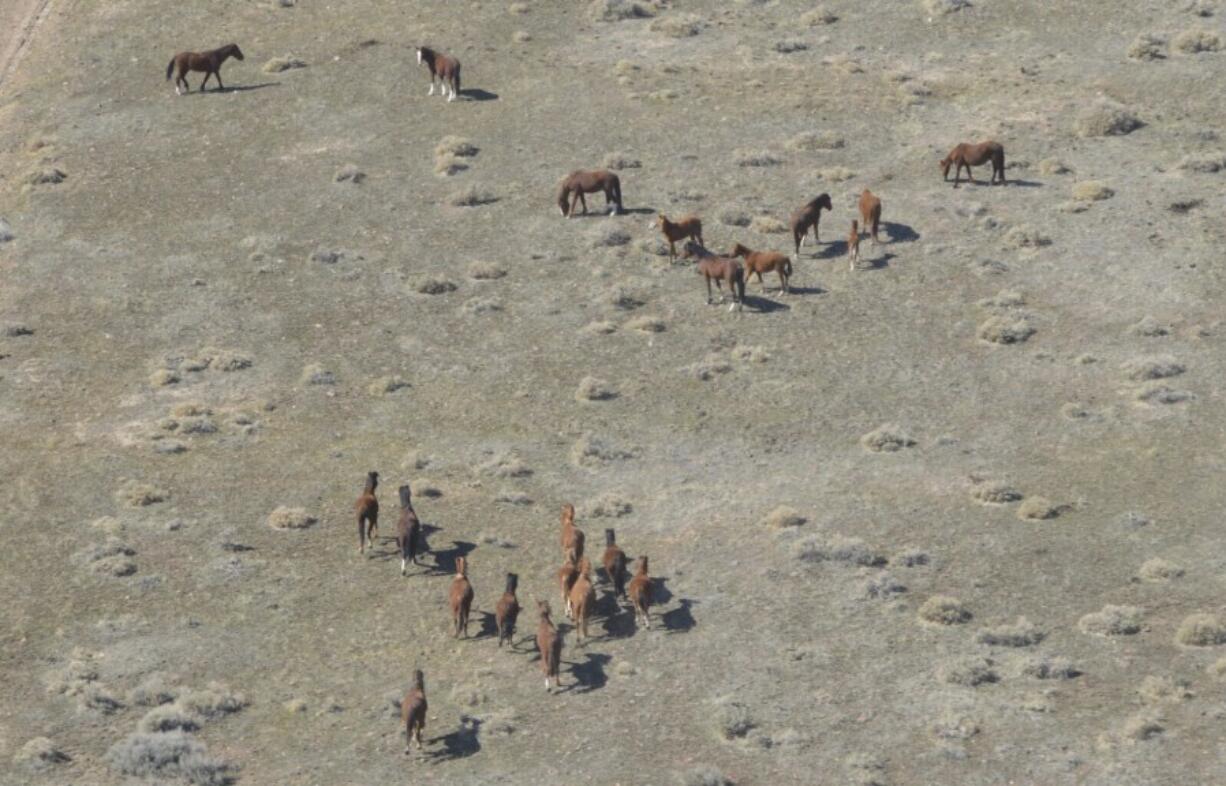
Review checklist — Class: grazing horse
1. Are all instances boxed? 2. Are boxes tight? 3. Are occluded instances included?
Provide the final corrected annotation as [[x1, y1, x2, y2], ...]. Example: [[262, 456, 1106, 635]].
[[847, 220, 861, 270], [396, 484, 422, 576], [656, 213, 704, 263], [558, 556, 579, 619], [789, 193, 834, 254], [730, 242, 792, 294], [682, 241, 746, 312], [417, 46, 461, 101], [449, 556, 474, 638], [536, 600, 563, 692], [601, 529, 628, 600], [557, 170, 623, 217], [569, 558, 596, 645], [560, 503, 585, 564], [402, 670, 427, 755], [858, 189, 882, 245], [166, 44, 244, 95], [940, 141, 1006, 187], [495, 573, 520, 649], [628, 556, 652, 630], [355, 471, 379, 555]]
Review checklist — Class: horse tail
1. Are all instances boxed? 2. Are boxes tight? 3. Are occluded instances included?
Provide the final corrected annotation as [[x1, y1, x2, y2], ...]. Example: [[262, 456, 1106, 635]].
[[166, 57, 175, 80]]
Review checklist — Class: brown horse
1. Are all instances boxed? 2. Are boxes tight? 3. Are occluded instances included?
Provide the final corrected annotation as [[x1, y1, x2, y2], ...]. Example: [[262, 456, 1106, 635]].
[[557, 170, 623, 217], [355, 471, 379, 555], [558, 555, 579, 619], [628, 556, 652, 630], [858, 189, 882, 245], [449, 556, 474, 638], [417, 46, 461, 101], [940, 141, 1006, 187], [560, 503, 585, 564], [789, 193, 834, 254], [396, 485, 422, 576], [683, 241, 746, 312], [495, 573, 520, 649], [601, 529, 628, 600], [536, 600, 563, 692], [569, 558, 595, 645], [656, 213, 704, 263], [847, 220, 860, 271], [401, 670, 427, 755], [166, 44, 244, 95], [730, 242, 791, 294]]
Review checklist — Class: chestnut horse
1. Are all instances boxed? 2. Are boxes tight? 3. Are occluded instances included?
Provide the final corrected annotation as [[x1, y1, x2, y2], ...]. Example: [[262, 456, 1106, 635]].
[[536, 600, 563, 692], [789, 193, 834, 254], [401, 670, 427, 754], [355, 471, 379, 555], [166, 44, 244, 95], [940, 141, 1005, 187], [557, 170, 623, 217], [858, 189, 882, 245], [730, 242, 791, 294], [417, 46, 461, 101], [495, 573, 520, 648], [683, 241, 745, 312], [656, 213, 704, 263]]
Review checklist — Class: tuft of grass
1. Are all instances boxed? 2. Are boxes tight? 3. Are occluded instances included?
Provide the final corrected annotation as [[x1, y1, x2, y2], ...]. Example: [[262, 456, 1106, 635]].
[[263, 55, 308, 73], [919, 595, 971, 625], [447, 185, 498, 207], [650, 13, 704, 37], [1174, 613, 1226, 646], [1075, 103, 1142, 137], [267, 506, 317, 530], [1173, 27, 1222, 54], [860, 424, 915, 452], [976, 617, 1044, 647], [1079, 605, 1143, 636]]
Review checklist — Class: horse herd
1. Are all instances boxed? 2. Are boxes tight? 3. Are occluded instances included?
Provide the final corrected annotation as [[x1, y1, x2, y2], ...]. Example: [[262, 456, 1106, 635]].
[[352, 471, 653, 753], [161, 36, 1012, 757]]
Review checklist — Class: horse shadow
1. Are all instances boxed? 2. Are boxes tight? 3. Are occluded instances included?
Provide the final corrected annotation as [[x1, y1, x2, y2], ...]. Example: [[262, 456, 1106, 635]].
[[564, 652, 611, 694], [662, 598, 698, 634], [652, 577, 675, 606], [784, 285, 826, 296], [600, 606, 637, 639], [856, 251, 897, 271], [742, 294, 790, 314], [1006, 179, 1043, 188], [813, 240, 847, 259], [474, 611, 499, 640], [621, 207, 656, 216], [425, 717, 481, 762], [459, 88, 498, 101], [431, 540, 476, 575], [193, 82, 281, 95], [881, 221, 920, 243]]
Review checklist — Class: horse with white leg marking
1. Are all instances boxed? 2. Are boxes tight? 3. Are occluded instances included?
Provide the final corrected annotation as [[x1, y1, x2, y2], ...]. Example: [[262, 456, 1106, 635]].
[[396, 484, 422, 575], [682, 241, 746, 312], [939, 141, 1006, 187], [417, 46, 461, 102], [789, 193, 833, 254], [536, 600, 563, 692], [847, 220, 861, 271], [557, 170, 623, 217], [628, 556, 653, 630]]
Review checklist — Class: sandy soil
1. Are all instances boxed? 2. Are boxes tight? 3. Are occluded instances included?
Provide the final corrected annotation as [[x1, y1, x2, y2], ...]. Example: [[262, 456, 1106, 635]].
[[2, 1, 1226, 785]]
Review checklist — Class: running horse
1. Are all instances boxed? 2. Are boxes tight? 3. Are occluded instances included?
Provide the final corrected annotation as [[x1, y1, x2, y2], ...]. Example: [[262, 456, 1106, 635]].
[[166, 44, 245, 95]]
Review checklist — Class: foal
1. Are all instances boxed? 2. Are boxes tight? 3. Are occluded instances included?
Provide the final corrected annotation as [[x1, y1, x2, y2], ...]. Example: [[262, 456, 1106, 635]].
[[396, 484, 422, 575], [495, 573, 520, 648], [402, 670, 427, 755], [682, 241, 746, 312], [560, 503, 585, 563], [656, 214, 704, 263], [628, 556, 653, 630], [417, 46, 461, 101], [940, 141, 1006, 187], [730, 242, 791, 294], [858, 189, 882, 246], [601, 529, 628, 600], [789, 193, 834, 254], [569, 558, 596, 645], [557, 170, 623, 217], [449, 556, 474, 638], [355, 471, 379, 555], [166, 44, 244, 95], [847, 220, 861, 271], [536, 600, 563, 692]]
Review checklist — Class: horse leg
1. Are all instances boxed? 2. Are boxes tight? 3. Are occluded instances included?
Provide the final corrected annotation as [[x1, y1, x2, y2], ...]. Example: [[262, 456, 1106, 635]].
[[578, 192, 588, 215], [214, 70, 224, 91], [705, 275, 713, 305], [668, 240, 676, 263]]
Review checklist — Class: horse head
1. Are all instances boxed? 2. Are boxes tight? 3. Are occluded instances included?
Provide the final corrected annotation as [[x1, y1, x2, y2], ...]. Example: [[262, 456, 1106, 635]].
[[815, 193, 833, 211], [939, 157, 952, 180], [730, 243, 750, 257], [556, 181, 571, 216], [229, 44, 245, 61]]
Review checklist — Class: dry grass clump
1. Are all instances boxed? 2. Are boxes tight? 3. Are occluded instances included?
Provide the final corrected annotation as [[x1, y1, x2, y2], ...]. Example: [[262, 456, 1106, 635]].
[[367, 375, 410, 396], [749, 215, 787, 234], [760, 506, 806, 530], [25, 166, 67, 187], [861, 571, 906, 599], [128, 674, 179, 707], [970, 479, 1023, 504], [1020, 655, 1080, 679], [774, 39, 809, 53], [625, 315, 665, 333], [978, 315, 1036, 345], [976, 617, 1044, 647], [794, 534, 886, 566], [683, 355, 734, 380], [460, 296, 503, 315], [1138, 675, 1192, 704], [176, 683, 247, 720], [860, 423, 915, 452], [267, 506, 316, 530], [1134, 383, 1194, 405], [801, 7, 838, 25], [467, 261, 506, 280], [588, 0, 657, 22], [922, 0, 971, 14], [1075, 103, 1142, 137], [603, 151, 641, 170], [1121, 355, 1185, 381], [710, 697, 755, 740], [139, 705, 201, 734], [435, 135, 479, 158], [938, 657, 999, 687], [1208, 657, 1226, 680], [1119, 711, 1165, 742], [734, 149, 782, 167], [575, 375, 619, 401], [1177, 151, 1226, 172], [300, 364, 336, 385], [1174, 613, 1226, 646], [263, 55, 307, 73], [1072, 181, 1114, 201], [819, 166, 856, 181], [1003, 224, 1051, 249], [1173, 27, 1222, 53], [116, 480, 168, 507], [786, 130, 845, 151], [1016, 496, 1062, 520], [434, 155, 468, 177], [1128, 33, 1167, 60], [919, 595, 970, 625], [651, 13, 704, 37], [477, 451, 533, 478], [2, 321, 33, 336], [977, 289, 1025, 308], [107, 732, 235, 785], [571, 433, 637, 467], [1138, 558, 1184, 582], [410, 275, 458, 295], [607, 285, 647, 310], [447, 185, 498, 207], [494, 490, 533, 506], [592, 226, 632, 247], [1079, 604, 1143, 636], [334, 164, 365, 184], [1130, 315, 1171, 337], [1038, 158, 1071, 175], [584, 492, 633, 518], [15, 737, 70, 770]]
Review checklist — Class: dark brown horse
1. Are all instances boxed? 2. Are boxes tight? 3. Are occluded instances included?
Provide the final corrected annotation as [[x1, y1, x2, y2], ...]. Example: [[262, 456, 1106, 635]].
[[166, 44, 244, 95], [601, 529, 628, 600], [557, 170, 622, 217], [730, 242, 791, 294], [789, 193, 833, 254], [396, 484, 422, 576], [495, 573, 520, 648], [683, 241, 745, 312], [656, 213, 704, 263], [940, 141, 1006, 187], [355, 471, 379, 555], [401, 670, 427, 755], [417, 46, 461, 101]]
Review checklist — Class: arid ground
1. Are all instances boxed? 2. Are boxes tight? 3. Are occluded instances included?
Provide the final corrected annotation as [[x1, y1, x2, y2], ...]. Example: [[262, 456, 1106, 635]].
[[3, 1, 1226, 784]]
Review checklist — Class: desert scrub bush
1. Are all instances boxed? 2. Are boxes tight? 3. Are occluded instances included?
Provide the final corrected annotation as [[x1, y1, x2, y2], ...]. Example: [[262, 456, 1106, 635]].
[[571, 433, 637, 467], [801, 7, 838, 25], [588, 0, 657, 22], [263, 55, 307, 73], [1021, 655, 1080, 679], [24, 166, 66, 186], [749, 215, 787, 234], [919, 595, 971, 625], [1128, 34, 1166, 60], [334, 164, 365, 184], [591, 226, 632, 247], [1016, 496, 1063, 520], [435, 135, 478, 158], [584, 492, 633, 518], [1177, 151, 1226, 172], [176, 683, 247, 719], [1138, 558, 1184, 581], [129, 674, 180, 707], [1138, 675, 1192, 703], [15, 737, 70, 770], [1173, 27, 1222, 53], [819, 166, 856, 181], [860, 423, 915, 452], [476, 451, 533, 478], [970, 479, 1022, 504], [467, 261, 506, 280], [1072, 181, 1114, 201], [116, 480, 168, 507], [938, 657, 999, 686], [978, 315, 1036, 345], [300, 364, 336, 385], [603, 151, 641, 170], [786, 130, 844, 151], [651, 13, 704, 37], [1079, 605, 1143, 636], [107, 732, 235, 785], [267, 506, 316, 530], [139, 705, 201, 733], [760, 506, 805, 530], [1075, 103, 1142, 137], [1174, 613, 1226, 646], [734, 149, 781, 167], [575, 376, 618, 401], [1121, 355, 1185, 381], [793, 534, 886, 565], [447, 185, 498, 206], [711, 697, 755, 740], [976, 617, 1044, 647], [434, 155, 468, 176]]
